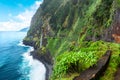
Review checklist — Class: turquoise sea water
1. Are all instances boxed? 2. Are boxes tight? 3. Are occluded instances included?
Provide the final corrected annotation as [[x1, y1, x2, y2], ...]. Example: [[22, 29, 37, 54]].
[[0, 31, 46, 80]]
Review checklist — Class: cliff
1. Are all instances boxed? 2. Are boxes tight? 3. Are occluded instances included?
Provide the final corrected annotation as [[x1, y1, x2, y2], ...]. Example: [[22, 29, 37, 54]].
[[23, 0, 120, 80]]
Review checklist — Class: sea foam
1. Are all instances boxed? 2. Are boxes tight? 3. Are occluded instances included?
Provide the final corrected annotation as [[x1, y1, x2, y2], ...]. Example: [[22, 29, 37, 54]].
[[19, 42, 46, 80], [18, 41, 28, 47]]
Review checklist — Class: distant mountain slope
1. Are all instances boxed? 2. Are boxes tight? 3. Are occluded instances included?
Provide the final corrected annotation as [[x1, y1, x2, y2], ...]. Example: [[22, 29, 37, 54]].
[[19, 27, 29, 32]]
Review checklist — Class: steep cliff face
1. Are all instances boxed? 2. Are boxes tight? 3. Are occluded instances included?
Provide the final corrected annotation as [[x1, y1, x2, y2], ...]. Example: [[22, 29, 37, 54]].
[[23, 0, 120, 79], [24, 0, 116, 56], [24, 0, 115, 47]]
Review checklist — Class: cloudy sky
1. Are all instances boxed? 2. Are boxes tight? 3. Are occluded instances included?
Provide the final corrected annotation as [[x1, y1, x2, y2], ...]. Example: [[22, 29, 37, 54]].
[[0, 0, 43, 31]]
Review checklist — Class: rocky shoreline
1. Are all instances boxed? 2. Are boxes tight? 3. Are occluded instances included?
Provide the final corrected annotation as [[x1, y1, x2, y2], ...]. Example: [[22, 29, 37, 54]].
[[23, 41, 53, 80], [30, 50, 53, 80]]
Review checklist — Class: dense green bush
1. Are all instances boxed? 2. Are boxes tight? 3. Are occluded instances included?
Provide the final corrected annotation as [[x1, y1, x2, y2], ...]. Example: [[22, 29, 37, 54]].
[[52, 50, 98, 79]]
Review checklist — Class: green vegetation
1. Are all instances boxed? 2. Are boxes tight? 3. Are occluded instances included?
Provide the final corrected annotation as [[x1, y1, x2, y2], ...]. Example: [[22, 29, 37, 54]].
[[24, 0, 120, 80], [52, 50, 97, 79], [100, 43, 120, 80], [52, 41, 120, 79]]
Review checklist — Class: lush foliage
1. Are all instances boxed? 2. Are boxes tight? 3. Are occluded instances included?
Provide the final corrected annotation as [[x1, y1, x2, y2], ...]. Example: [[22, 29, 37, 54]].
[[52, 41, 120, 79], [52, 51, 97, 79]]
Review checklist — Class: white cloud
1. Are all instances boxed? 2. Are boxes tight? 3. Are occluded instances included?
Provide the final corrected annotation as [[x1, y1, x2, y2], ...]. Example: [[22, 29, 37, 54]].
[[0, 21, 28, 31], [0, 0, 43, 31]]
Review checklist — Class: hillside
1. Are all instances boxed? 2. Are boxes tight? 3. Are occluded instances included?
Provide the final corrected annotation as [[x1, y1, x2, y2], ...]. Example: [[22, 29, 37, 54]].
[[19, 27, 29, 32], [23, 0, 120, 80]]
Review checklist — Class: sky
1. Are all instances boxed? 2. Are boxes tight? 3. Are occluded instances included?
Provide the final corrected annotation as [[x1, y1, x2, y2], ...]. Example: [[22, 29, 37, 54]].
[[0, 0, 43, 31]]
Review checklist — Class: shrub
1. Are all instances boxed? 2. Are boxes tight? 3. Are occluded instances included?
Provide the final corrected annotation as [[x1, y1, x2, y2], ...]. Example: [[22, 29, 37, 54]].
[[52, 50, 98, 79]]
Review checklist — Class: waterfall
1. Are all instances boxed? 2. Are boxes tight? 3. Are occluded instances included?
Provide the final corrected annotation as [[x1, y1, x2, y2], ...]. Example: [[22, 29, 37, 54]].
[[40, 32, 43, 48]]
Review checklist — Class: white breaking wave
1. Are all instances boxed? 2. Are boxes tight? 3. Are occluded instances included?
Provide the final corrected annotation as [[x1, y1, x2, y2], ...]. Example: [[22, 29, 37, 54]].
[[19, 42, 46, 80], [18, 41, 28, 47], [29, 58, 46, 80]]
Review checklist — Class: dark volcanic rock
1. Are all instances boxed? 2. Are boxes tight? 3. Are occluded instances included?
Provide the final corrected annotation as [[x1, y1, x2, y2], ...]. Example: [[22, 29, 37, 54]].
[[23, 40, 37, 49], [73, 50, 111, 80]]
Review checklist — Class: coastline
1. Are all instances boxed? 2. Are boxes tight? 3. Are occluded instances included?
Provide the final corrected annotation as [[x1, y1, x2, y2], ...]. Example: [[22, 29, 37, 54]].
[[23, 40, 53, 80], [20, 40, 50, 80], [30, 50, 53, 80]]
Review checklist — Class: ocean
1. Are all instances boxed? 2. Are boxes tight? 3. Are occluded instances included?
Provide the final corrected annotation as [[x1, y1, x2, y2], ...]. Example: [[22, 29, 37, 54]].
[[0, 31, 46, 80]]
